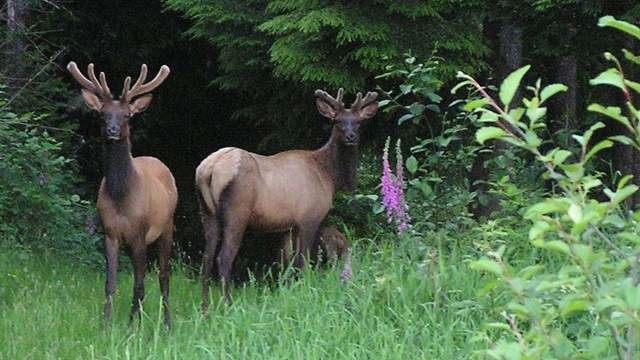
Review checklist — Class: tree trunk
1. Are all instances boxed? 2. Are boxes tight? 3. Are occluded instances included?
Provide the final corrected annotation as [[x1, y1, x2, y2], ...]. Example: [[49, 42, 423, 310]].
[[547, 26, 578, 148], [469, 14, 523, 219], [497, 14, 523, 104], [620, 36, 640, 208], [4, 0, 27, 89]]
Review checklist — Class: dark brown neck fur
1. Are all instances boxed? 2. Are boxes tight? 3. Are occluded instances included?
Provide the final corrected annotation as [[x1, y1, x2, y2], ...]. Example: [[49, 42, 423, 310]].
[[102, 139, 135, 203], [316, 127, 358, 193]]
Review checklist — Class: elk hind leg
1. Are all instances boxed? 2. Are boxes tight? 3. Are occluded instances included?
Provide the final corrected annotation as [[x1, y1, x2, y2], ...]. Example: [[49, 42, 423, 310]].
[[217, 217, 247, 305], [200, 210, 221, 314]]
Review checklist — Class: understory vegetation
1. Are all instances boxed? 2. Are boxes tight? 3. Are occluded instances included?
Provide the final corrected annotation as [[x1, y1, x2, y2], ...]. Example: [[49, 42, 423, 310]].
[[2, 6, 640, 359]]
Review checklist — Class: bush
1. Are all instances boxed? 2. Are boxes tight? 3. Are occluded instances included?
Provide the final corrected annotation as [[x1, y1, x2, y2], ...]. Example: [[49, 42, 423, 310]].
[[456, 16, 640, 359], [0, 91, 101, 266]]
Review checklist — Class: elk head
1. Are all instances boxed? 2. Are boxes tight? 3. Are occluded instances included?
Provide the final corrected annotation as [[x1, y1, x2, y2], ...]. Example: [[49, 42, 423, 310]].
[[315, 88, 379, 145], [67, 62, 170, 142]]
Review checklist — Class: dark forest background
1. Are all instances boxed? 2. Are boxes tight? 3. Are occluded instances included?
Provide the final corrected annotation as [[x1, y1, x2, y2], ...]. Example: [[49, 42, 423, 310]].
[[1, 0, 639, 265]]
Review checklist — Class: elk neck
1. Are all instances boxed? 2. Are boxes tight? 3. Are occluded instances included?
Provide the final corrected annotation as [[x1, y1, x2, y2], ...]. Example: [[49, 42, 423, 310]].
[[315, 127, 359, 193], [102, 138, 137, 203]]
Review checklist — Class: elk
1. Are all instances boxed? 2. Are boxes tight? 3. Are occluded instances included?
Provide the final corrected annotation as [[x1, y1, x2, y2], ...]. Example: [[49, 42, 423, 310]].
[[317, 226, 350, 264], [196, 88, 378, 309], [67, 61, 177, 328]]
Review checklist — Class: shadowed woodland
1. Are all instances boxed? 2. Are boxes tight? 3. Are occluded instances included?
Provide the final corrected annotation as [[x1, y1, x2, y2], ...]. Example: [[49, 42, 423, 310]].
[[3, 1, 640, 358]]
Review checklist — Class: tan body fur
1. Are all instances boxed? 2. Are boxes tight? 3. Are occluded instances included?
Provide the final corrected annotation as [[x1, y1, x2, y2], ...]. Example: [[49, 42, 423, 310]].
[[98, 156, 177, 246]]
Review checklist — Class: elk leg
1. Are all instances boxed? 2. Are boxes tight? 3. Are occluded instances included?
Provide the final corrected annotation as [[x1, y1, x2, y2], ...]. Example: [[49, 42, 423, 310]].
[[201, 212, 220, 314], [104, 235, 119, 325], [130, 242, 147, 323], [158, 226, 172, 329], [281, 229, 294, 265], [217, 220, 246, 305], [294, 224, 320, 269]]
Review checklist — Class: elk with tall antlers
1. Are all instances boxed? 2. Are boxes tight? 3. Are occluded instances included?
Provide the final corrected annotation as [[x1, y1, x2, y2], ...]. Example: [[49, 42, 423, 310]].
[[196, 88, 378, 308], [67, 62, 177, 328]]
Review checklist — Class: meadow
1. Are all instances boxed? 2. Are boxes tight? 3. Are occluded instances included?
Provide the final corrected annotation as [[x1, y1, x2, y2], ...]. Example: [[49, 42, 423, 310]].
[[0, 235, 490, 359]]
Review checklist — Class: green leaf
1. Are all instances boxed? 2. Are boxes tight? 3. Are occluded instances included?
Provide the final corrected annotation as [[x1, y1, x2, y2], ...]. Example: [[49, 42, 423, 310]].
[[469, 258, 504, 277], [499, 65, 531, 107], [623, 49, 640, 66], [595, 298, 625, 312], [585, 139, 613, 162], [397, 113, 414, 124], [540, 83, 568, 103], [568, 203, 582, 223], [529, 220, 551, 241], [622, 278, 640, 310], [463, 98, 489, 112], [618, 232, 640, 244], [609, 185, 639, 206], [523, 130, 541, 147], [525, 199, 567, 218], [552, 150, 572, 165], [399, 84, 413, 94], [476, 127, 506, 145], [626, 79, 640, 95], [559, 295, 589, 316], [590, 69, 625, 91], [609, 135, 634, 146], [582, 122, 606, 145], [405, 155, 418, 174], [588, 104, 631, 130], [483, 322, 511, 332], [532, 240, 570, 255], [587, 336, 609, 357], [408, 102, 425, 116], [526, 107, 546, 124], [598, 16, 640, 41]]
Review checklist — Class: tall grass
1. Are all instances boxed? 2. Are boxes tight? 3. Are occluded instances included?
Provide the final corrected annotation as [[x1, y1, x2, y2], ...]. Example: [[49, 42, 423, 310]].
[[0, 235, 490, 359]]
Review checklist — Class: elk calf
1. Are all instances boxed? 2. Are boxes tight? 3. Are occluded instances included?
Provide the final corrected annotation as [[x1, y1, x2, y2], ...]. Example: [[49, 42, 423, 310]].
[[196, 88, 377, 309], [317, 226, 350, 264], [68, 62, 177, 328]]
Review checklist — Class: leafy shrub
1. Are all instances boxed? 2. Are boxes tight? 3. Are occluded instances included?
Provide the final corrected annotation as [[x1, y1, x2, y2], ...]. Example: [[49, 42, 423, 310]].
[[0, 91, 101, 266], [456, 16, 640, 359]]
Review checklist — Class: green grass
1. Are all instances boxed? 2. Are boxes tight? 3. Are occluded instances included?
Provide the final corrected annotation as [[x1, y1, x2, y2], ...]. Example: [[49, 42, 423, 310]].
[[0, 237, 490, 359]]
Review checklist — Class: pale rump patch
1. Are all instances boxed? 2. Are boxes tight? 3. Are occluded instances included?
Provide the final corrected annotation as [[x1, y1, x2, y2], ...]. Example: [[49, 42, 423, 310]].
[[195, 147, 242, 208]]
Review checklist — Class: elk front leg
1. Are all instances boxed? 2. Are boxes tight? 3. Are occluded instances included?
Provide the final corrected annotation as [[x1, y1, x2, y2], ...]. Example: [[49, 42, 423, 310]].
[[130, 241, 147, 323], [294, 223, 321, 269], [103, 235, 119, 325], [158, 226, 173, 329]]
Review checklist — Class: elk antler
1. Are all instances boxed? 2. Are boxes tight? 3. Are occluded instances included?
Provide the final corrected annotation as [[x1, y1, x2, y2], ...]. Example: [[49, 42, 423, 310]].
[[315, 88, 345, 111], [350, 91, 378, 111], [121, 64, 170, 103], [67, 62, 113, 100]]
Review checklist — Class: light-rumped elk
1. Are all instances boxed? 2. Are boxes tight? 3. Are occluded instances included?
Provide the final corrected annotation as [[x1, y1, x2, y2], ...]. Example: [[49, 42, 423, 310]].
[[67, 62, 177, 328], [196, 88, 378, 308]]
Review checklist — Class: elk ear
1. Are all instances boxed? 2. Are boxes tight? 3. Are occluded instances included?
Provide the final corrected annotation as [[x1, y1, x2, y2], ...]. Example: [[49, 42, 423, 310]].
[[129, 94, 153, 114], [359, 102, 378, 120], [80, 89, 104, 111], [316, 99, 337, 119]]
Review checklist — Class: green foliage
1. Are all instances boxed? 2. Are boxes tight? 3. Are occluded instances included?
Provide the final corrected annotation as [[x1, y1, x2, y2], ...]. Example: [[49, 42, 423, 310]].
[[0, 93, 101, 266], [164, 0, 489, 93], [455, 16, 640, 358], [0, 233, 490, 359]]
